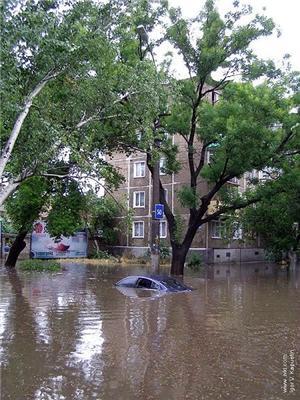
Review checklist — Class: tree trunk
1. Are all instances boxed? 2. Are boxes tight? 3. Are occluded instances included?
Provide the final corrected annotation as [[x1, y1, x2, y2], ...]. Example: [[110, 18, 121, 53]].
[[87, 228, 99, 253], [170, 244, 189, 275], [5, 230, 28, 268]]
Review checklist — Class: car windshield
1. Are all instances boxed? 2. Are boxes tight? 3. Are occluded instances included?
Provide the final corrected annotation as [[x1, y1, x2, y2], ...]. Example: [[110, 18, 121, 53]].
[[160, 278, 187, 290]]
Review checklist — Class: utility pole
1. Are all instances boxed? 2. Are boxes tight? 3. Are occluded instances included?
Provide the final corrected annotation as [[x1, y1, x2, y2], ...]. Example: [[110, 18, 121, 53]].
[[137, 25, 161, 273]]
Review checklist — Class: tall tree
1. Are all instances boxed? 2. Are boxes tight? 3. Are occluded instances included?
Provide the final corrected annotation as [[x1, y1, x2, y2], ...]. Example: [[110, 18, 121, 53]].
[[146, 0, 300, 274], [0, 0, 86, 201], [0, 0, 165, 205]]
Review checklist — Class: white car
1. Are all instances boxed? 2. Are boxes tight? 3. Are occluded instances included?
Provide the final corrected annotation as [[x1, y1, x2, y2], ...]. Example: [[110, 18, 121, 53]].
[[115, 275, 193, 292]]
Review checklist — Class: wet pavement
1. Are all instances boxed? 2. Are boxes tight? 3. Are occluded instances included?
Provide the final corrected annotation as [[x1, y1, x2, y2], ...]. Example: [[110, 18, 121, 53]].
[[0, 262, 299, 400]]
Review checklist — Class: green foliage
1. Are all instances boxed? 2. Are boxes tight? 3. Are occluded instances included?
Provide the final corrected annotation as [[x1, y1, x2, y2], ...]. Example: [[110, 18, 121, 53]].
[[159, 242, 170, 259], [167, 0, 275, 82], [5, 175, 87, 245], [199, 82, 290, 182], [187, 253, 203, 271], [89, 250, 116, 260], [83, 194, 125, 245], [145, 242, 170, 260], [46, 180, 85, 238], [0, 215, 15, 233], [240, 166, 300, 259], [19, 259, 61, 272], [5, 177, 50, 232], [177, 186, 199, 209], [173, 214, 185, 244], [1, 0, 167, 209]]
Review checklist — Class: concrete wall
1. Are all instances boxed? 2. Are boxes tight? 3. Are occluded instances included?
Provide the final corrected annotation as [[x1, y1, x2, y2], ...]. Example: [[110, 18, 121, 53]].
[[106, 245, 149, 259], [103, 245, 266, 264], [213, 248, 266, 263]]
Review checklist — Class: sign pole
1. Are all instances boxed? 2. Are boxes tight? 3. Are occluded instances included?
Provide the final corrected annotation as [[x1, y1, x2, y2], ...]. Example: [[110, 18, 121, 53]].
[[151, 158, 160, 273]]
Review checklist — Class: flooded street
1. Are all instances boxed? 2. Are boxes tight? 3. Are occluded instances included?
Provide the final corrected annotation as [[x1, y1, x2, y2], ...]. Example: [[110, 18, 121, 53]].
[[0, 262, 299, 400]]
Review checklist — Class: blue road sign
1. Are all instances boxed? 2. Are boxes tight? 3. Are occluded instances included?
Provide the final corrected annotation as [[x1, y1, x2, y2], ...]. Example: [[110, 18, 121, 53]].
[[154, 204, 164, 219]]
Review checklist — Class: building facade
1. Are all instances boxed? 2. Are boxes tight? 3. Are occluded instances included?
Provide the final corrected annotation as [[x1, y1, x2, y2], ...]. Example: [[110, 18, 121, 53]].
[[108, 132, 266, 263]]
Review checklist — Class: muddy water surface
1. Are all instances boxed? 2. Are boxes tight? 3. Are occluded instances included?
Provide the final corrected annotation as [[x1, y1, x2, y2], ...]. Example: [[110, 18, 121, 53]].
[[0, 263, 299, 400]]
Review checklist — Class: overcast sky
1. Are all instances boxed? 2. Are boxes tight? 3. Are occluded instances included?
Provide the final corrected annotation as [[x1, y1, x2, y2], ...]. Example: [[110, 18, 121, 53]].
[[164, 0, 300, 76]]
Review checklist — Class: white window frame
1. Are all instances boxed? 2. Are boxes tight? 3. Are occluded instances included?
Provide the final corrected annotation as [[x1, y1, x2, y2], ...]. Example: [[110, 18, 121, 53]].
[[133, 191, 145, 208], [133, 161, 145, 178], [211, 220, 223, 239], [164, 188, 168, 203], [159, 157, 166, 175], [159, 221, 167, 238], [132, 221, 144, 238]]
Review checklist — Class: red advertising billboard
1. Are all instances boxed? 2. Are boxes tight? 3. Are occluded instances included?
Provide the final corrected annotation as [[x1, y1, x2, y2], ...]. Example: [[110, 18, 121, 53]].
[[31, 221, 87, 259]]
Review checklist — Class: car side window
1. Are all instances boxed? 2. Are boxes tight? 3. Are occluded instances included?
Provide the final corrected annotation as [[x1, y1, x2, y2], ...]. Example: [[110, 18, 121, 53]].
[[136, 278, 152, 289]]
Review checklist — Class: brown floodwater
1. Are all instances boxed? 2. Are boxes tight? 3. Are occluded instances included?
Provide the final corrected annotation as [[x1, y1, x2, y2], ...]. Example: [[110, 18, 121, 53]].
[[0, 262, 299, 400]]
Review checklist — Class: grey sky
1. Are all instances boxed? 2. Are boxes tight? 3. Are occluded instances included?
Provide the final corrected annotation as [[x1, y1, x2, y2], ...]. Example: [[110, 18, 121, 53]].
[[168, 0, 300, 71]]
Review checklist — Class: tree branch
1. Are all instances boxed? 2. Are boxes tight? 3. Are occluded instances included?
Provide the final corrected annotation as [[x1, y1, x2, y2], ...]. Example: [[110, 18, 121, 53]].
[[195, 141, 214, 178], [0, 70, 61, 180], [201, 69, 233, 98]]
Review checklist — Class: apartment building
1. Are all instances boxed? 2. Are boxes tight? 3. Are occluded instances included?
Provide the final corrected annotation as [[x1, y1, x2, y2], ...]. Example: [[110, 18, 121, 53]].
[[108, 130, 265, 263]]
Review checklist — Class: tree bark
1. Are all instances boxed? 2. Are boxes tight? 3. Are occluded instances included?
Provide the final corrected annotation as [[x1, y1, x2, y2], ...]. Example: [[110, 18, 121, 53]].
[[5, 230, 28, 268], [170, 244, 190, 275], [87, 227, 100, 253]]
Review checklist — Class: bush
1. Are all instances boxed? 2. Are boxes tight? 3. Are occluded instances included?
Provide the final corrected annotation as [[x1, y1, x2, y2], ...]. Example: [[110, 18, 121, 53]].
[[145, 243, 171, 260], [19, 259, 61, 271], [187, 253, 202, 271], [89, 249, 116, 260], [160, 243, 171, 259]]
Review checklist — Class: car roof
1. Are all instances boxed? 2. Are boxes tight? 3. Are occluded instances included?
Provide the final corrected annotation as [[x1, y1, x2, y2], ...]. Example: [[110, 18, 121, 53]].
[[122, 275, 176, 283]]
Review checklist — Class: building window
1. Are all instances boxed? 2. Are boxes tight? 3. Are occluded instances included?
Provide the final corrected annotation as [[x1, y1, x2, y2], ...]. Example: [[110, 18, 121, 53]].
[[133, 191, 145, 208], [207, 150, 213, 164], [159, 157, 166, 175], [160, 221, 167, 238], [132, 221, 144, 238], [211, 220, 222, 239], [133, 161, 145, 178]]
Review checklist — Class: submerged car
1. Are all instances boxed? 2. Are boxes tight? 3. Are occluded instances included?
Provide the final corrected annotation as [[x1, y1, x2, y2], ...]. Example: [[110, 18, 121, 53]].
[[115, 275, 193, 293]]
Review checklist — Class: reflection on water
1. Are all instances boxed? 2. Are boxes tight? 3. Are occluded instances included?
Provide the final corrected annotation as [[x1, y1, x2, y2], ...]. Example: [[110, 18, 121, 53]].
[[0, 263, 299, 400]]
